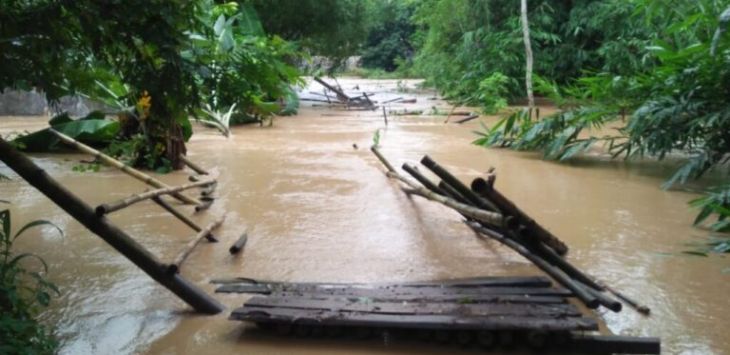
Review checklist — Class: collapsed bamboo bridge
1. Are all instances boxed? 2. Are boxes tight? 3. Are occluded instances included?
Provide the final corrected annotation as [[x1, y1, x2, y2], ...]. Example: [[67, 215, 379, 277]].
[[0, 113, 660, 353]]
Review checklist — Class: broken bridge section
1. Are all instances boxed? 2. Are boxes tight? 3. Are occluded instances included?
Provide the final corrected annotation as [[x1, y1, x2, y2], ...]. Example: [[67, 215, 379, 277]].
[[216, 277, 659, 354]]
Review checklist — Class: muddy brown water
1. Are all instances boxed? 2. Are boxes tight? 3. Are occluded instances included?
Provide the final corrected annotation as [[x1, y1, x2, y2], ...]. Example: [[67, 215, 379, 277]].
[[1, 78, 728, 354]]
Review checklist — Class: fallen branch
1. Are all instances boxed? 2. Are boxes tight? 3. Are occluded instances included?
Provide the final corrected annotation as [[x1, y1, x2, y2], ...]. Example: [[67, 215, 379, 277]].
[[49, 129, 201, 206]]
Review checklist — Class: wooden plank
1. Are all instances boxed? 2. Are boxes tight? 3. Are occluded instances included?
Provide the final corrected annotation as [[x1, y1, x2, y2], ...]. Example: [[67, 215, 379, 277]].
[[211, 275, 553, 287], [230, 307, 599, 331], [216, 284, 572, 297], [260, 291, 568, 305], [243, 295, 582, 317]]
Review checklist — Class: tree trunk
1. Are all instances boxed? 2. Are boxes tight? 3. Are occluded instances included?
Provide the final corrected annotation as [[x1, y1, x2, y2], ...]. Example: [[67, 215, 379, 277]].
[[521, 0, 536, 116], [166, 124, 186, 170]]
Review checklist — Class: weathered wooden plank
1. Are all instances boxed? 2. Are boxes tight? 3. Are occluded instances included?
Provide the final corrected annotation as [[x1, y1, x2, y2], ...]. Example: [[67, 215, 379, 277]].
[[230, 307, 599, 331], [216, 284, 572, 297], [243, 295, 582, 317], [211, 275, 553, 288], [268, 291, 568, 305]]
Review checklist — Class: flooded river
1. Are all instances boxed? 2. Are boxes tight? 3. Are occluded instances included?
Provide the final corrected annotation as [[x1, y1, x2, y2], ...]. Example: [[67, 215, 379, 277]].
[[1, 78, 728, 354]]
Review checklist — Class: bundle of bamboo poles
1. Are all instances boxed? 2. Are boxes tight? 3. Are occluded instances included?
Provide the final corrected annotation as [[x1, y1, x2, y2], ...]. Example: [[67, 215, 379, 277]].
[[371, 146, 650, 315]]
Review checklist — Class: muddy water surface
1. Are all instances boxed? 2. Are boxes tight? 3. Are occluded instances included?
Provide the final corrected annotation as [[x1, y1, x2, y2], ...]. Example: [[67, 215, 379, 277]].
[[1, 78, 728, 354]]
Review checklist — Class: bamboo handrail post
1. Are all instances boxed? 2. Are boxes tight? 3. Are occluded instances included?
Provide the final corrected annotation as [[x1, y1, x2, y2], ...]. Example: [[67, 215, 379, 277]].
[[0, 138, 223, 314], [96, 179, 216, 216], [48, 129, 201, 206], [168, 214, 226, 274]]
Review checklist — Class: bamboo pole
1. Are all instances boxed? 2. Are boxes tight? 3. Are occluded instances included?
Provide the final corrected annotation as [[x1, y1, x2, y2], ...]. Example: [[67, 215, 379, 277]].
[[471, 177, 569, 255], [420, 155, 499, 212], [194, 196, 215, 212], [96, 179, 215, 216], [402, 164, 444, 195], [180, 155, 209, 175], [151, 196, 217, 242], [370, 147, 505, 227], [370, 146, 396, 173], [454, 114, 480, 124], [229, 230, 249, 255], [168, 214, 226, 274], [599, 282, 651, 315], [400, 186, 505, 227], [438, 181, 471, 206], [467, 222, 599, 309], [314, 77, 350, 103], [382, 97, 403, 104], [0, 138, 223, 314], [48, 129, 201, 206]]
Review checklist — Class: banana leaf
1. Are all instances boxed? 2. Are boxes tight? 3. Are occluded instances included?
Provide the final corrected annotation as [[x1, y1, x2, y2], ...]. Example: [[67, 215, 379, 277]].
[[13, 112, 120, 152]]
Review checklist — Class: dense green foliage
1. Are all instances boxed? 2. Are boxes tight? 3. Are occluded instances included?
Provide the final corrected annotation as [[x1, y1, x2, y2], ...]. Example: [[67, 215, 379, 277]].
[[360, 1, 417, 72], [0, 207, 62, 354], [2, 0, 304, 169], [471, 1, 730, 243], [474, 1, 730, 184], [251, 0, 369, 61], [190, 1, 302, 126], [396, 0, 730, 241]]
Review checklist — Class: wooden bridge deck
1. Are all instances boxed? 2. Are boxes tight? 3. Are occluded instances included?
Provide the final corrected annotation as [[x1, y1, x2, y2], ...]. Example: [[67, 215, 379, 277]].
[[220, 276, 596, 332], [216, 276, 660, 353]]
